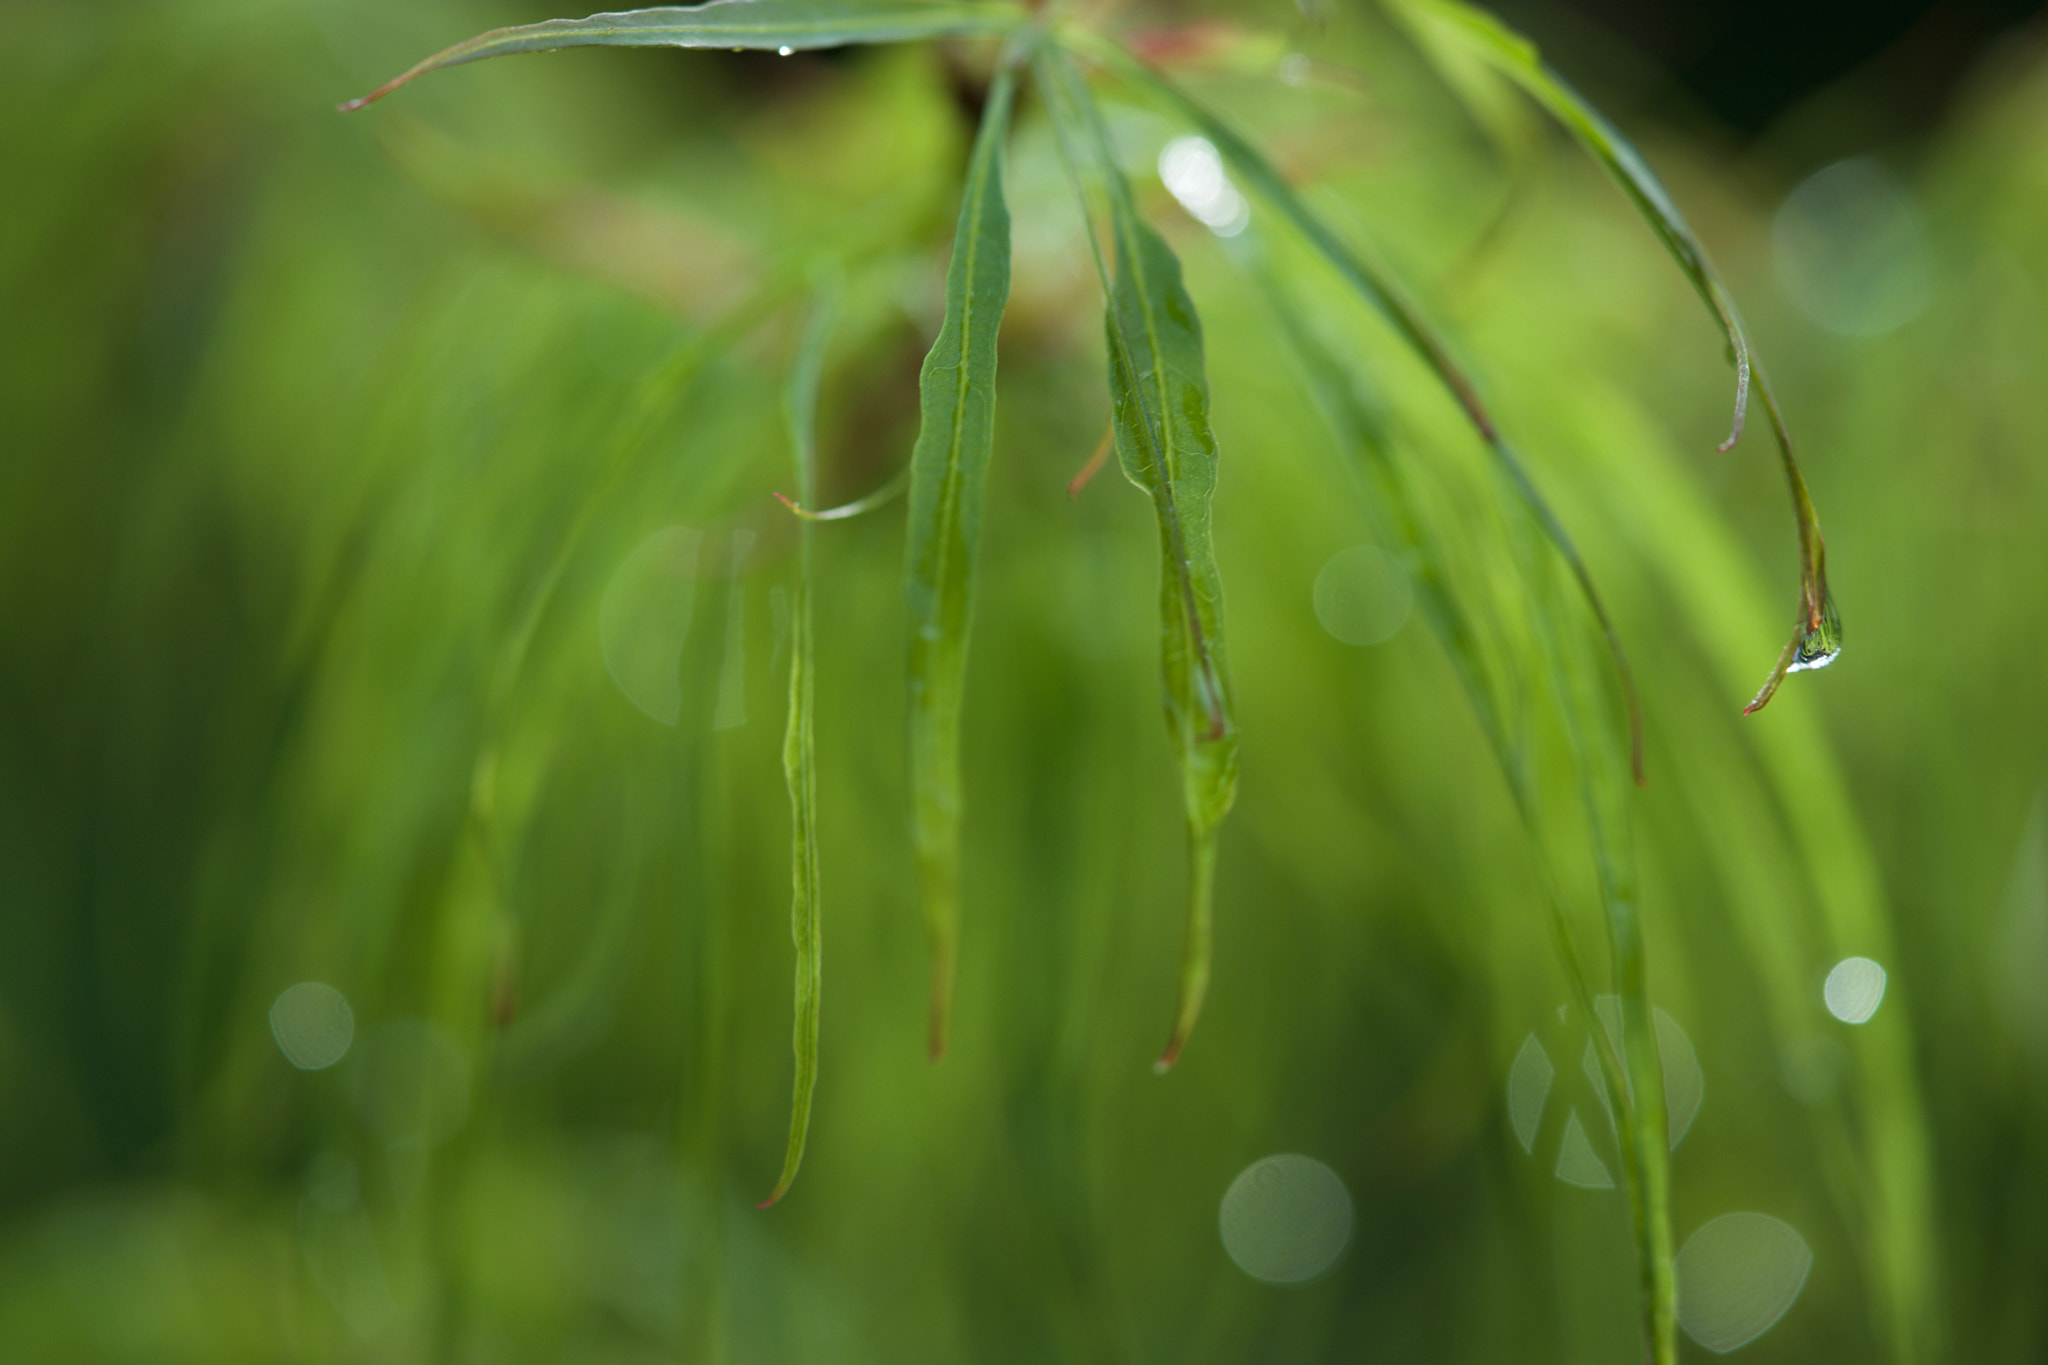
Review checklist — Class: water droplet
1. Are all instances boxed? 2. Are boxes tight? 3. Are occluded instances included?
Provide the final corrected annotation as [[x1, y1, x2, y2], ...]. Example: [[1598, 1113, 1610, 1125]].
[[1219, 1154, 1353, 1283], [1773, 157, 1934, 338], [1675, 1212, 1812, 1352], [1788, 590, 1843, 674], [270, 982, 355, 1070], [1312, 545, 1412, 647], [600, 526, 703, 725], [1823, 956, 1887, 1024], [777, 44, 793, 56]]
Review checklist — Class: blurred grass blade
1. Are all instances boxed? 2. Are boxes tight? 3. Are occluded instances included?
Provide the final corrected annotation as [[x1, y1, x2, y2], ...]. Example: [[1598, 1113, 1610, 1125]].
[[1377, 0, 1836, 715], [1546, 569, 1676, 1365], [1066, 423, 1114, 498], [761, 286, 840, 1209], [1080, 35, 1643, 783], [712, 530, 753, 731], [903, 62, 1018, 1061], [1256, 237, 1634, 1128], [1257, 237, 1675, 1363], [1250, 251, 1504, 761], [339, 0, 1027, 111], [1036, 48, 1239, 1071]]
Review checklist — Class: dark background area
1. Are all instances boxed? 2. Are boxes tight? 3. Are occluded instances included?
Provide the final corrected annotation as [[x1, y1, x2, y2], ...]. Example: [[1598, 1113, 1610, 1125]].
[[1532, 0, 2042, 138]]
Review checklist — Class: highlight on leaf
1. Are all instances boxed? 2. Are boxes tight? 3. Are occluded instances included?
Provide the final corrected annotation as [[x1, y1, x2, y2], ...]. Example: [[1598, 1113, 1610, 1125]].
[[902, 59, 1020, 1060]]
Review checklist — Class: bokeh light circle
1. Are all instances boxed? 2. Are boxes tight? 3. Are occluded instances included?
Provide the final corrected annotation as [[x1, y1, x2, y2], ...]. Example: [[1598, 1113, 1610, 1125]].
[[1219, 1154, 1353, 1284], [1824, 956, 1888, 1024], [270, 982, 355, 1070]]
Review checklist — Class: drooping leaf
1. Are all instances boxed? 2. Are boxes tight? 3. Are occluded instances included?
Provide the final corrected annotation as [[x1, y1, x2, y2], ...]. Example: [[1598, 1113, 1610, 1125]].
[[1079, 35, 1643, 783], [1037, 48, 1238, 1071], [339, 0, 1028, 111], [760, 286, 839, 1208], [1376, 0, 1837, 715], [901, 61, 1019, 1061]]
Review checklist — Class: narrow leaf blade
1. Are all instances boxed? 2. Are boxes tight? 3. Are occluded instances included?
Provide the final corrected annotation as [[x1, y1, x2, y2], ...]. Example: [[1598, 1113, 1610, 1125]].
[[1037, 50, 1239, 1070], [903, 64, 1018, 1061], [761, 288, 839, 1208], [341, 0, 1026, 111]]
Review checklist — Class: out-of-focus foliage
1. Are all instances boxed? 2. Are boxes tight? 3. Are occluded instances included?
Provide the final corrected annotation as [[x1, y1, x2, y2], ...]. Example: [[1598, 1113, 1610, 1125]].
[[2, 1, 2045, 1362]]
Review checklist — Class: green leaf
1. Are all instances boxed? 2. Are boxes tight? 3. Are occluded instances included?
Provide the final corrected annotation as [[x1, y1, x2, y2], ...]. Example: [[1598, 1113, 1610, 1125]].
[[1376, 0, 1837, 716], [1036, 48, 1238, 1072], [760, 285, 839, 1209], [901, 63, 1018, 1061], [339, 0, 1027, 111], [1077, 34, 1644, 784]]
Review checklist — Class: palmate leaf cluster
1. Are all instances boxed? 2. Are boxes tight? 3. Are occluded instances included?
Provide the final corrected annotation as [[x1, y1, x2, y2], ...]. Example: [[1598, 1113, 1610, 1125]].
[[338, 1, 1844, 1359]]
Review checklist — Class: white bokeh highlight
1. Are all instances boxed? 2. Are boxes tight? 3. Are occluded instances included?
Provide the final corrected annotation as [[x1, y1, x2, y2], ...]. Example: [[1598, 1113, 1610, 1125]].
[[1159, 136, 1250, 238], [1219, 1154, 1353, 1284], [1824, 956, 1887, 1024], [1773, 157, 1933, 337], [270, 982, 355, 1071], [1675, 1212, 1813, 1353], [1313, 546, 1412, 647]]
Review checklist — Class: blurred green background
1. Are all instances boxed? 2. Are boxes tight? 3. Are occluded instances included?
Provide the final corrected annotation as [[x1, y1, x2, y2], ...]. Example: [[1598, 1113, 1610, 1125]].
[[4, 0, 2046, 1361]]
